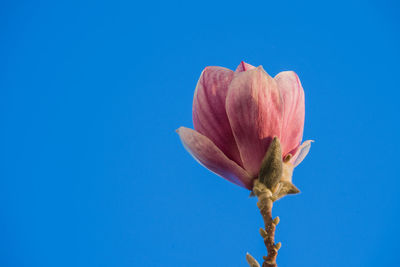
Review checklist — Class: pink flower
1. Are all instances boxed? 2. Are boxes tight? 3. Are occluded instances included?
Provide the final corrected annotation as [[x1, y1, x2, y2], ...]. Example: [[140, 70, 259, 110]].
[[177, 62, 312, 190]]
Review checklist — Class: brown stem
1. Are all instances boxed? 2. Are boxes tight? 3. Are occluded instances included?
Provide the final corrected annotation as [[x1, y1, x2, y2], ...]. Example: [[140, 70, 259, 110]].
[[249, 179, 280, 267], [257, 194, 279, 267]]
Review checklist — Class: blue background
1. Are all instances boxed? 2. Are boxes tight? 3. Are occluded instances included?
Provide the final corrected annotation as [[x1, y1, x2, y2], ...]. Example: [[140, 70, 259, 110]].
[[1, 0, 399, 266]]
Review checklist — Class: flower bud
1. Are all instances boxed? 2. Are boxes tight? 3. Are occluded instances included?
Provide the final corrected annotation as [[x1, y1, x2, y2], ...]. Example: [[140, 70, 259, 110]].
[[258, 137, 283, 190]]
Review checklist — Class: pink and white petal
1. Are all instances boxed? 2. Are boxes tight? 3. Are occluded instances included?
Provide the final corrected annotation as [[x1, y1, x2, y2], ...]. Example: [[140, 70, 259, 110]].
[[177, 127, 253, 189], [193, 66, 243, 167], [291, 140, 313, 167], [235, 61, 256, 73], [274, 71, 305, 156], [226, 67, 283, 177]]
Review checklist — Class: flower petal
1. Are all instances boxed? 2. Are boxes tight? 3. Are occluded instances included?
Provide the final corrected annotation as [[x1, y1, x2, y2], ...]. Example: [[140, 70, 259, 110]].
[[291, 140, 313, 167], [274, 71, 305, 156], [192, 66, 243, 166], [177, 127, 253, 189], [235, 61, 256, 73], [226, 66, 282, 177]]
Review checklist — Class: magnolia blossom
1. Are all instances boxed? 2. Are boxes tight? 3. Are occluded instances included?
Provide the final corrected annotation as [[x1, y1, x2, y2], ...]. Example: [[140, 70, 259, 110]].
[[177, 62, 312, 189]]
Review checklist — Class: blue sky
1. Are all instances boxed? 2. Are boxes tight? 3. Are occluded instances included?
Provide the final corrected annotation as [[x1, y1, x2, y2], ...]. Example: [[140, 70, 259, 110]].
[[1, 0, 399, 266]]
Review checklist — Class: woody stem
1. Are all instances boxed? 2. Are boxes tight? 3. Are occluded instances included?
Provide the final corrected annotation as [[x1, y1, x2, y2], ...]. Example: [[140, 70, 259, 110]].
[[246, 180, 281, 267], [257, 193, 279, 267]]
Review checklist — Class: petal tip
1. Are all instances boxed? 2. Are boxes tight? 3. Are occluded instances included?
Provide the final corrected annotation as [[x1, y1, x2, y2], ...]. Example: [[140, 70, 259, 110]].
[[235, 61, 256, 72], [176, 126, 191, 137], [255, 65, 271, 76], [274, 70, 299, 82], [175, 126, 184, 134], [291, 140, 313, 167]]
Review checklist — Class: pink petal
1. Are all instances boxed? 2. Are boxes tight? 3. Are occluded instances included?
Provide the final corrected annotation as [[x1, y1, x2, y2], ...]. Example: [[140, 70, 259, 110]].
[[177, 127, 253, 189], [226, 66, 282, 177], [235, 61, 256, 73], [291, 140, 313, 167], [192, 66, 243, 166], [274, 71, 305, 156]]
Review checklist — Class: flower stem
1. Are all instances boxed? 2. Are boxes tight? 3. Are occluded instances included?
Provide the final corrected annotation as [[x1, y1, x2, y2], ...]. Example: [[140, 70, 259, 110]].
[[257, 193, 279, 267], [247, 180, 280, 267]]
